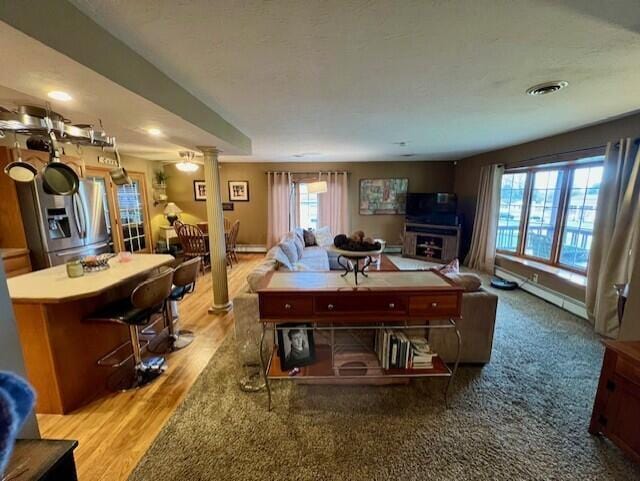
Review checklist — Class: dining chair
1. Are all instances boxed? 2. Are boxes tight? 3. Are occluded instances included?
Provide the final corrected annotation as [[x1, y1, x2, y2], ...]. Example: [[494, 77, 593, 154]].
[[175, 223, 210, 275], [225, 220, 240, 267]]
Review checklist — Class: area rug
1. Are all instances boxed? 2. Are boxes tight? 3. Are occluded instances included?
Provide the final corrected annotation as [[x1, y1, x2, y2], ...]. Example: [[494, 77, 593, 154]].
[[129, 282, 640, 480]]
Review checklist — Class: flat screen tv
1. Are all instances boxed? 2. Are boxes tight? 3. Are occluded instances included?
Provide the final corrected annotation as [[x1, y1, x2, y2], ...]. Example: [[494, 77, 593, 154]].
[[406, 193, 457, 222]]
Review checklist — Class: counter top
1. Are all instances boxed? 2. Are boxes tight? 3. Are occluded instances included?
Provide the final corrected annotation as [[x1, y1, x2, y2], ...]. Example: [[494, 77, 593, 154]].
[[7, 254, 174, 303]]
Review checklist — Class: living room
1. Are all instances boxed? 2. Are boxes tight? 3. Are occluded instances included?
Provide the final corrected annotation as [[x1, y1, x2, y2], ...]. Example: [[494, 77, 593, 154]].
[[1, 1, 640, 481]]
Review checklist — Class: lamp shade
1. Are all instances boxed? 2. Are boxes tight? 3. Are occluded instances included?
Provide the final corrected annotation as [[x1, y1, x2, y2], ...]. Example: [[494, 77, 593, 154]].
[[307, 180, 327, 194], [163, 202, 183, 215]]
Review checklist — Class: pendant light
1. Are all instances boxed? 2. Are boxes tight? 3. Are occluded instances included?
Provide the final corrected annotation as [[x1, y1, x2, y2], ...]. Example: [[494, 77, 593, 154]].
[[176, 151, 199, 172]]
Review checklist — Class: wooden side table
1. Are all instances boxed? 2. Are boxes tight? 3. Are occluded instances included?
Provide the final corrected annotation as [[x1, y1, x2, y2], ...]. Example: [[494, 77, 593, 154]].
[[589, 340, 640, 463], [4, 439, 79, 480]]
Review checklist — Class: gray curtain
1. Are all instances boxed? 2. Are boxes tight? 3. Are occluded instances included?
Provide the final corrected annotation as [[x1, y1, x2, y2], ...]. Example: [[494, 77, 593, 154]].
[[465, 164, 504, 273], [586, 139, 640, 338]]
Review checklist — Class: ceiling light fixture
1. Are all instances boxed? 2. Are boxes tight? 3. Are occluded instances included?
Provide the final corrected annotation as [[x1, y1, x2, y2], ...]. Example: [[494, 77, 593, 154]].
[[147, 127, 163, 137], [526, 81, 568, 96], [293, 152, 322, 158], [47, 91, 72, 102], [176, 151, 199, 172]]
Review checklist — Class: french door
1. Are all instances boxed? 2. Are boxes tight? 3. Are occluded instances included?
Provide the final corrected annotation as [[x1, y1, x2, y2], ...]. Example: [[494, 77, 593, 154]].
[[84, 167, 152, 253]]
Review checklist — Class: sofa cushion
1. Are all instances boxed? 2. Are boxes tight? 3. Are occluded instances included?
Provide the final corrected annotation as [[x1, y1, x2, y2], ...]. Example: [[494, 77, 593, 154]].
[[265, 245, 293, 270], [247, 259, 278, 292], [438, 258, 460, 275], [303, 229, 316, 246], [299, 246, 330, 271], [314, 226, 333, 247], [446, 272, 482, 292], [294, 227, 305, 244], [279, 238, 299, 264]]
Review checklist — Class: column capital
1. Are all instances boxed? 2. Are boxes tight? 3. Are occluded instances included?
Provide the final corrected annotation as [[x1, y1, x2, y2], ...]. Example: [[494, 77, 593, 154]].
[[197, 146, 222, 156]]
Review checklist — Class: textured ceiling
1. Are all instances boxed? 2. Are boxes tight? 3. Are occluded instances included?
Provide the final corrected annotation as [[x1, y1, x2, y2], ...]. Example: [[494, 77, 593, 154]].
[[23, 1, 640, 161]]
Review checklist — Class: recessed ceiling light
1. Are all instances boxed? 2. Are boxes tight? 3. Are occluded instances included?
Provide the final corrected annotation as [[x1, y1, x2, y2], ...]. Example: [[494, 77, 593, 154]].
[[526, 81, 568, 96], [47, 91, 72, 102], [293, 152, 322, 158], [393, 141, 409, 147], [147, 128, 163, 137]]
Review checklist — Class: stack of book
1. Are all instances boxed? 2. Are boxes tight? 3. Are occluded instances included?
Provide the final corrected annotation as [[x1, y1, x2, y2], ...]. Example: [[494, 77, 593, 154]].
[[374, 329, 437, 370]]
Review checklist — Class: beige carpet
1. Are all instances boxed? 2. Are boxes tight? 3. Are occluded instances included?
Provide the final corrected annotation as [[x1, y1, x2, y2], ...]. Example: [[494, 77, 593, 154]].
[[129, 280, 640, 480]]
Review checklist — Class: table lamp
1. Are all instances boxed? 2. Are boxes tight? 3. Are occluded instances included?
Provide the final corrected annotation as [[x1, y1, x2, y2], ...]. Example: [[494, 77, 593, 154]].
[[164, 202, 182, 225]]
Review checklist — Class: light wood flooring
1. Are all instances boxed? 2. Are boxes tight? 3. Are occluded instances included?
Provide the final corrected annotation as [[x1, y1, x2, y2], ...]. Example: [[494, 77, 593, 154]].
[[36, 254, 264, 481]]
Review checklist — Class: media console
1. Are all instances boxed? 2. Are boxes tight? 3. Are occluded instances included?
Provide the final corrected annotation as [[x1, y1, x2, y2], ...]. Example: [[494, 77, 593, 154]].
[[402, 222, 461, 264]]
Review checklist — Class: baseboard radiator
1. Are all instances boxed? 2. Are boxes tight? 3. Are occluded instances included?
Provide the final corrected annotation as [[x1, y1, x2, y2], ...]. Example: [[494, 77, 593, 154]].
[[494, 267, 588, 320]]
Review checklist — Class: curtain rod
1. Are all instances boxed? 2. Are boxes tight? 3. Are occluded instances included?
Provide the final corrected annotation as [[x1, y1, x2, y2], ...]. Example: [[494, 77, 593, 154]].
[[506, 144, 607, 167], [264, 171, 349, 175]]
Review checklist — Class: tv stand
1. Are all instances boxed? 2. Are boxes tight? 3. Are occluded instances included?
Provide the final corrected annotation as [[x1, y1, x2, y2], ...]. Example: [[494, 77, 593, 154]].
[[402, 222, 461, 264]]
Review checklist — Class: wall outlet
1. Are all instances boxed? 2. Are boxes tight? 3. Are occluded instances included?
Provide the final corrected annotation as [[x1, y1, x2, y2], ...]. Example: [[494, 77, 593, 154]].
[[532, 273, 539, 283]]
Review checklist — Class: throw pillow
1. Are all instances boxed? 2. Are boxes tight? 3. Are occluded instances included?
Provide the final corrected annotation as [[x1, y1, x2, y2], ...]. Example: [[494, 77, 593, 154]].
[[314, 226, 333, 247], [438, 258, 459, 275], [294, 227, 305, 245], [303, 229, 316, 247], [446, 273, 482, 292], [279, 239, 299, 264], [293, 237, 304, 258], [266, 245, 293, 270], [247, 259, 277, 292]]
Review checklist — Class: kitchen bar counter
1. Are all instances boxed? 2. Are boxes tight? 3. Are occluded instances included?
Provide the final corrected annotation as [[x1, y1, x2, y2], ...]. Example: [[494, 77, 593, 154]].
[[8, 253, 174, 303], [8, 254, 175, 414]]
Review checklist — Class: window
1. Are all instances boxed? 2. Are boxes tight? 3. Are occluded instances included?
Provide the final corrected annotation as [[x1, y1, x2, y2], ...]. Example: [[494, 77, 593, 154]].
[[298, 183, 319, 230], [496, 157, 604, 272]]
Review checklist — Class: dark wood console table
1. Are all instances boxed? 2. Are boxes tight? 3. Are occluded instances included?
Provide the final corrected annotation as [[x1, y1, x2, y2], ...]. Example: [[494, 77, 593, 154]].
[[257, 270, 463, 410]]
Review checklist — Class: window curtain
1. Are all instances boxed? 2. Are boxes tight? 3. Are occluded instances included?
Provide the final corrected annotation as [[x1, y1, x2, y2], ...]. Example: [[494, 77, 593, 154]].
[[586, 139, 640, 339], [464, 164, 504, 273], [318, 172, 349, 235], [266, 172, 292, 248]]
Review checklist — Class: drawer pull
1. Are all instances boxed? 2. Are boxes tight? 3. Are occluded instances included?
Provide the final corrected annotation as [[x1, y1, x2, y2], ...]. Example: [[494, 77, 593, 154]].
[[431, 302, 438, 308], [284, 303, 292, 310], [327, 304, 334, 310], [389, 303, 395, 309]]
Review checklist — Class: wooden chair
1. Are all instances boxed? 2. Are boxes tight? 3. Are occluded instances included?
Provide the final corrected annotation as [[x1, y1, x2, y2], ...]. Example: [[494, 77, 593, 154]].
[[224, 217, 232, 232], [175, 223, 210, 275], [225, 220, 240, 267]]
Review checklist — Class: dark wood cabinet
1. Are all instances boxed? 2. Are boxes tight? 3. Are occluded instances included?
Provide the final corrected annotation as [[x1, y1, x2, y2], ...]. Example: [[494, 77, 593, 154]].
[[589, 341, 640, 463]]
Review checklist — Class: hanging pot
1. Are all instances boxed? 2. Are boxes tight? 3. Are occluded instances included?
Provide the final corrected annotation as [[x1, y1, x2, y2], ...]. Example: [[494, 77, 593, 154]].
[[41, 130, 79, 196], [4, 136, 37, 183], [108, 137, 132, 185]]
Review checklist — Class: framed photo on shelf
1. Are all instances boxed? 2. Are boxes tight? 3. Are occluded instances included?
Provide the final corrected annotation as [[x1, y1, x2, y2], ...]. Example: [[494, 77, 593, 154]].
[[193, 180, 207, 201], [228, 180, 249, 201], [277, 323, 316, 370]]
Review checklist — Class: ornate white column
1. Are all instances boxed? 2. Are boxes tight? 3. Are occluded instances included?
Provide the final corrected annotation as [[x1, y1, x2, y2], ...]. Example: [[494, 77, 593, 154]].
[[198, 146, 231, 312]]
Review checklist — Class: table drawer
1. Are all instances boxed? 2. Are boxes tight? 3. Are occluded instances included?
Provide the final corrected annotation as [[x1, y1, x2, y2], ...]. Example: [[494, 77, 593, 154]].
[[617, 356, 640, 386], [314, 294, 407, 315], [260, 295, 313, 318], [409, 293, 459, 317]]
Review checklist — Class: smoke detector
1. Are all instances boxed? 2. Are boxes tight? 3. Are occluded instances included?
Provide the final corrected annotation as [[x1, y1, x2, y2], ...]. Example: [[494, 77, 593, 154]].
[[526, 81, 568, 96]]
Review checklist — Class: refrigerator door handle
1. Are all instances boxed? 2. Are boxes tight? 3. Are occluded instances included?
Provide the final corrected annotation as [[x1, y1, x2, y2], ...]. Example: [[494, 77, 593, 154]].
[[78, 193, 88, 239], [72, 193, 87, 238], [54, 242, 110, 257]]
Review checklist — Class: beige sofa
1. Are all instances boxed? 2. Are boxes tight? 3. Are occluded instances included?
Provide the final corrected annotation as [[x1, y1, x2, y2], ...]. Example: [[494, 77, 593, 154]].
[[233, 231, 498, 366]]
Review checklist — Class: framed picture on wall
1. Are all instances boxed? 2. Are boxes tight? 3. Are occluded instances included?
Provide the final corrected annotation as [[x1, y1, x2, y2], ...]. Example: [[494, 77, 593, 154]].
[[222, 202, 234, 211], [193, 180, 207, 201], [228, 180, 250, 202], [359, 178, 409, 215]]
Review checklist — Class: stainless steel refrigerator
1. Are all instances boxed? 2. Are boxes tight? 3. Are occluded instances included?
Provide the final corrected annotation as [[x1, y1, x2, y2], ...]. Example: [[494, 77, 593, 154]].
[[17, 178, 112, 270]]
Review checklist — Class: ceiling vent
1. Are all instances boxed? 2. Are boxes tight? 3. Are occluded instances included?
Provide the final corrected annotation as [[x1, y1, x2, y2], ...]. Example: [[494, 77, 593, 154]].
[[526, 81, 568, 96]]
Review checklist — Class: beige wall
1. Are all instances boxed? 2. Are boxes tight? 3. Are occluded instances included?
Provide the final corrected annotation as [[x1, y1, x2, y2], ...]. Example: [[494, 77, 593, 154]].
[[0, 135, 165, 246], [165, 160, 455, 247]]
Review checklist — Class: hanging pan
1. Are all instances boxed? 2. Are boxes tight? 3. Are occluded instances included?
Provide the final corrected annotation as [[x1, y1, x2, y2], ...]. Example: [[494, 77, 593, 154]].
[[109, 137, 132, 185], [41, 130, 79, 196], [4, 134, 37, 183]]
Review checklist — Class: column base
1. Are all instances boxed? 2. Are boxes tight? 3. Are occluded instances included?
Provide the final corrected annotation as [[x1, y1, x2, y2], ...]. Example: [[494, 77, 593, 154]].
[[208, 302, 232, 314]]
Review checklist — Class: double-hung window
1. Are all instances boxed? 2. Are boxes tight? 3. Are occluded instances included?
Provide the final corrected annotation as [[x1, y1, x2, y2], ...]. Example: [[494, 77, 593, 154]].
[[496, 156, 604, 273]]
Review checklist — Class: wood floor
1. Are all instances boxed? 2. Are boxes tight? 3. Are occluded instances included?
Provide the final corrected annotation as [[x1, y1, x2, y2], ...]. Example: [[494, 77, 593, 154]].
[[36, 254, 264, 481]]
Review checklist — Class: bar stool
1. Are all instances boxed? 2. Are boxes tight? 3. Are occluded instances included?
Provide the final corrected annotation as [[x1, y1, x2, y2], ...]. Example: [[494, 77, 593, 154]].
[[89, 268, 174, 389], [165, 257, 201, 350]]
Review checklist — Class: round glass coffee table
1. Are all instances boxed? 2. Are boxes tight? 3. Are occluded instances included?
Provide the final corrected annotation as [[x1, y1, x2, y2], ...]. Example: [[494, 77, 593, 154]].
[[328, 246, 383, 285]]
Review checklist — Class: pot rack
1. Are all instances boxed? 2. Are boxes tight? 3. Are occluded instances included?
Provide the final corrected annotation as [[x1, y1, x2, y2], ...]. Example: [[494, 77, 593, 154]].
[[0, 104, 114, 148]]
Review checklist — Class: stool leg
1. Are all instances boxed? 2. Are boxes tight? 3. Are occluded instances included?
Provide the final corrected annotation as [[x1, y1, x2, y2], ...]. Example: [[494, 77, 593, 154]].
[[129, 325, 167, 388], [168, 300, 195, 350]]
